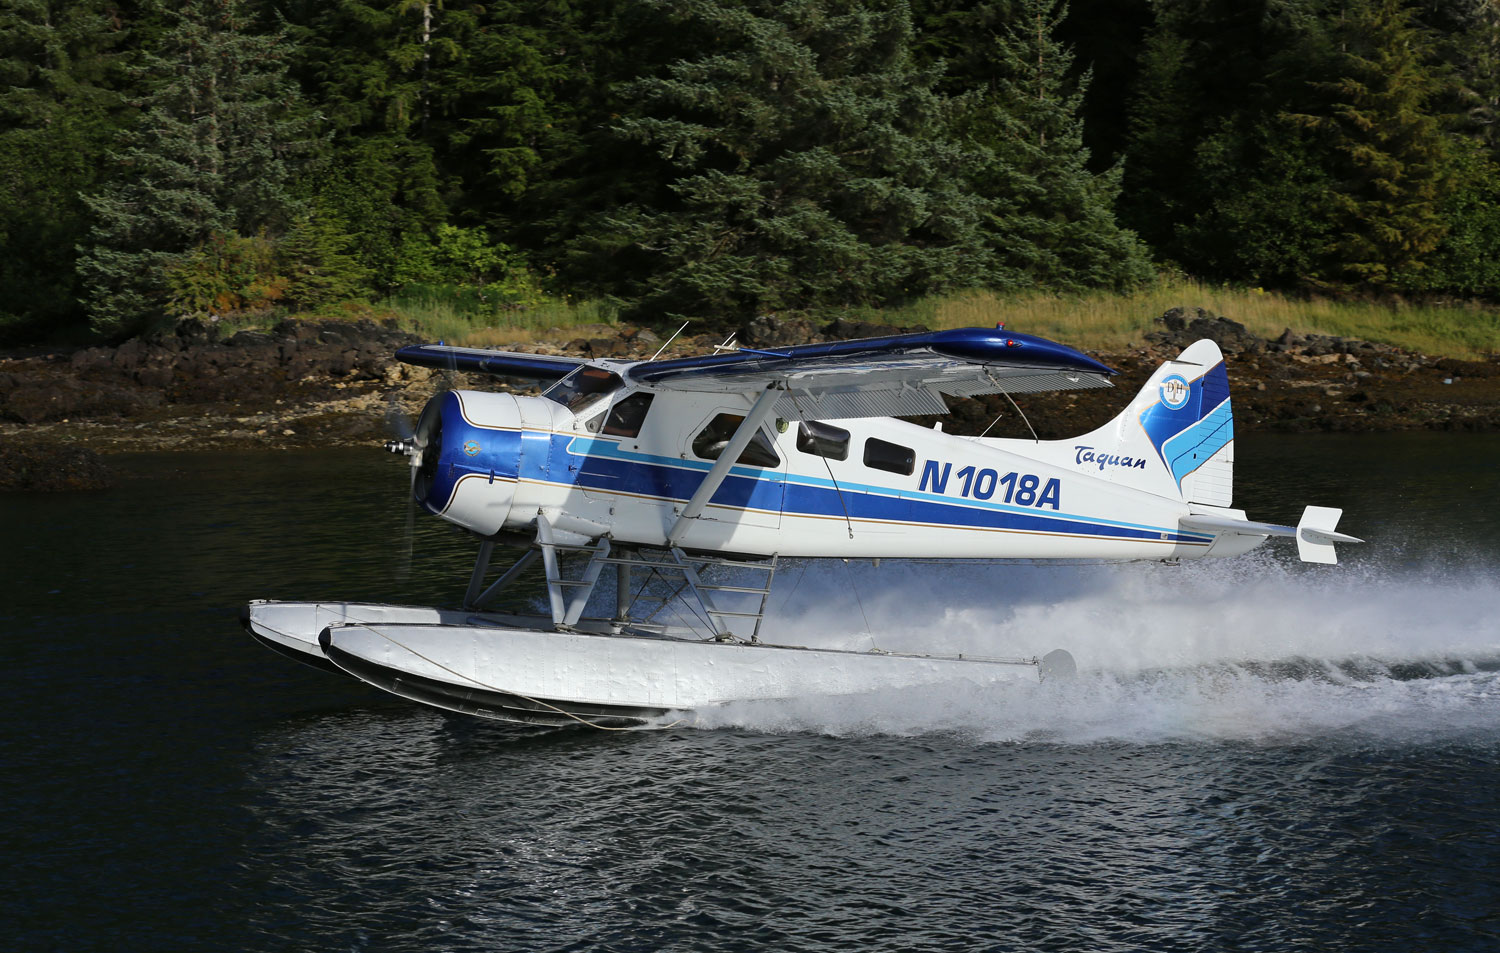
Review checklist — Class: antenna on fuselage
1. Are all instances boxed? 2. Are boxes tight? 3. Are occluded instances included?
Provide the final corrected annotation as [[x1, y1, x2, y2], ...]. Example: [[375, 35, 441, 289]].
[[649, 321, 691, 361]]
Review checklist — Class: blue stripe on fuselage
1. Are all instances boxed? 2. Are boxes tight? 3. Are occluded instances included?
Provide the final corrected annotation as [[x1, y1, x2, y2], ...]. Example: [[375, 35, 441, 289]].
[[549, 433, 1204, 544], [560, 435, 786, 513]]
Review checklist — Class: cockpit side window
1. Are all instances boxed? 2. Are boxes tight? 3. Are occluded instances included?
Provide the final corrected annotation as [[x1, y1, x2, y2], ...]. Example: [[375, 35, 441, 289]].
[[692, 413, 781, 468], [795, 421, 850, 461], [601, 392, 654, 438], [864, 437, 915, 475], [545, 366, 623, 414]]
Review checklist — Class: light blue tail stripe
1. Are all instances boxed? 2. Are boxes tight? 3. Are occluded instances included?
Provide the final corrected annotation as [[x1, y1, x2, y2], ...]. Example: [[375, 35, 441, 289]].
[[1162, 398, 1233, 488]]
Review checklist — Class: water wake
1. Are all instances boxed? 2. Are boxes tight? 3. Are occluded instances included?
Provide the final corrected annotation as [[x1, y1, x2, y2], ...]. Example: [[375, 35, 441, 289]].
[[688, 552, 1500, 744]]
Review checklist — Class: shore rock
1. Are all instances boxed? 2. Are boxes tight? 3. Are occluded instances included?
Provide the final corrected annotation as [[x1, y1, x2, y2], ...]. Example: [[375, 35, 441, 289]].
[[1147, 307, 1264, 354], [2, 310, 1497, 490], [1, 318, 423, 426]]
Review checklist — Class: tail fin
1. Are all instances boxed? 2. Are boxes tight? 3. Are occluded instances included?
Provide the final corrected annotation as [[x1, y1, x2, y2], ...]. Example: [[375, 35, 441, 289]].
[[1052, 339, 1235, 505]]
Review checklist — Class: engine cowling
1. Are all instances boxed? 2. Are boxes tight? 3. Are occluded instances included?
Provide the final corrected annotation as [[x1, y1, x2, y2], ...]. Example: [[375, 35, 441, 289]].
[[412, 390, 527, 535]]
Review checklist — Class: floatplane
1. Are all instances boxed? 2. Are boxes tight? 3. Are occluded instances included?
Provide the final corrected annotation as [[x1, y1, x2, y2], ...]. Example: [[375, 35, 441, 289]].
[[243, 326, 1360, 727]]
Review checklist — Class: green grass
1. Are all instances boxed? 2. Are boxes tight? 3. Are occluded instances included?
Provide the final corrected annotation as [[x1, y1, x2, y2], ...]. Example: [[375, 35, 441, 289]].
[[204, 284, 619, 346], [206, 277, 1500, 361], [851, 279, 1500, 360], [384, 283, 619, 345]]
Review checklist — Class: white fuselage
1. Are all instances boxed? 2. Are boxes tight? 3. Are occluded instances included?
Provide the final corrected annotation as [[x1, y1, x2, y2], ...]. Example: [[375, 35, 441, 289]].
[[423, 385, 1260, 562]]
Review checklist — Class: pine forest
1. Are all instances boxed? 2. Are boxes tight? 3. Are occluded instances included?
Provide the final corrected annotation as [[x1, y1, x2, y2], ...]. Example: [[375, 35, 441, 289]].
[[3, 0, 1499, 345]]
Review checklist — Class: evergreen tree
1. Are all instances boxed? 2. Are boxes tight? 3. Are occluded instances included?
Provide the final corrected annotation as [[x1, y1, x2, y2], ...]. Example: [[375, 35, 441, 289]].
[[1396, 132, 1500, 294], [909, 0, 1155, 177], [1420, 0, 1500, 150], [279, 0, 479, 289], [0, 0, 131, 340], [977, 0, 1152, 290], [1120, 0, 1303, 261], [77, 0, 313, 337], [445, 1, 564, 207], [908, 0, 1014, 91], [597, 0, 994, 325], [443, 0, 632, 242], [518, 1, 700, 290], [1118, 7, 1198, 253], [297, 134, 446, 293], [1175, 116, 1341, 286], [278, 204, 375, 310], [1125, 0, 1462, 292], [1407, 0, 1500, 295], [1052, 0, 1154, 169], [1287, 0, 1455, 291]]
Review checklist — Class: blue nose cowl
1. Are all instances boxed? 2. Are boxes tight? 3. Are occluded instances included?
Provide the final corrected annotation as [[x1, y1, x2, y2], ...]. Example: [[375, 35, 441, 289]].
[[413, 391, 524, 533]]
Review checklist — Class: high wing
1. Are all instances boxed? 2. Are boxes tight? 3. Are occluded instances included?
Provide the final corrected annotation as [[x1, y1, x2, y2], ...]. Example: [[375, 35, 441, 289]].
[[398, 327, 1114, 421], [627, 327, 1114, 419], [394, 344, 586, 381]]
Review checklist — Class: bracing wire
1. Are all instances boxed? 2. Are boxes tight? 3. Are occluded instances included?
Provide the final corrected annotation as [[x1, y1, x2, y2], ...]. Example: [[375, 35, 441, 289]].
[[787, 389, 855, 540], [782, 386, 870, 638], [649, 322, 691, 361], [840, 558, 875, 643], [976, 388, 1039, 441], [1004, 389, 1040, 442]]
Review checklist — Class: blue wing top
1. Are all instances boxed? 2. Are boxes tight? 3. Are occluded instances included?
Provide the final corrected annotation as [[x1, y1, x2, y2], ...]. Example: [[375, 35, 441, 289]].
[[395, 344, 585, 380], [396, 327, 1114, 420], [630, 327, 1115, 419]]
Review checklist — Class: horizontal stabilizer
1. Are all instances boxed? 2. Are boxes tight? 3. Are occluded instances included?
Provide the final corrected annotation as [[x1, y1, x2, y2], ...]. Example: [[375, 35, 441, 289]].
[[1178, 513, 1295, 538], [1297, 505, 1362, 565], [1178, 505, 1361, 564]]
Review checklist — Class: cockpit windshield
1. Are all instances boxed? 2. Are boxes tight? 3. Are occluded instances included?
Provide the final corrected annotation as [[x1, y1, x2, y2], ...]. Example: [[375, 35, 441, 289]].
[[544, 366, 624, 415]]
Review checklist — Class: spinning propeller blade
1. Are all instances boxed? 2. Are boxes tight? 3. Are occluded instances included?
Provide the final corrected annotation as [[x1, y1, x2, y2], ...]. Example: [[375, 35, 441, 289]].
[[383, 373, 449, 583]]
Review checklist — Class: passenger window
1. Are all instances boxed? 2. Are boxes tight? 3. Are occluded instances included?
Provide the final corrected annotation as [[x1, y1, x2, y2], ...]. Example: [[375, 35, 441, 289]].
[[796, 421, 849, 461], [864, 437, 914, 475], [602, 392, 654, 437], [692, 413, 781, 468]]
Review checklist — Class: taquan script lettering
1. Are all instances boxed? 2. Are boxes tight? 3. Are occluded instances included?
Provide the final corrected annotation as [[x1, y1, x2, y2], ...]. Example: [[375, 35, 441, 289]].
[[1073, 446, 1148, 472]]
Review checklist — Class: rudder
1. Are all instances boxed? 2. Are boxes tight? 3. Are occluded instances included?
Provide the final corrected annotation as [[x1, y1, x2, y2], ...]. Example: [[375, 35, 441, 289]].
[[1041, 339, 1235, 505], [1140, 340, 1233, 506]]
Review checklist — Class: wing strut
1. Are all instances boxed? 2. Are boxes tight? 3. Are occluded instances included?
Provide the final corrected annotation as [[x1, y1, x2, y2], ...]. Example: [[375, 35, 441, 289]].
[[665, 383, 783, 547]]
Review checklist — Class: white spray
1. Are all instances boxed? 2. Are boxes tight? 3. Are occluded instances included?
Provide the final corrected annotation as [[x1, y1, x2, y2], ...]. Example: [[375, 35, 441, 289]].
[[686, 552, 1500, 744]]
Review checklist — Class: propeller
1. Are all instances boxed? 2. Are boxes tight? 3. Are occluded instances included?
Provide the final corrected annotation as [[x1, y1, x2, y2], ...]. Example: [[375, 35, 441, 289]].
[[384, 390, 442, 582], [384, 394, 422, 583], [382, 343, 460, 583]]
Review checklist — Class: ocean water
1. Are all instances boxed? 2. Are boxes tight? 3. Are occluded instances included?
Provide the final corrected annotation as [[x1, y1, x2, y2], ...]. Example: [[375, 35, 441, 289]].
[[2, 433, 1497, 951]]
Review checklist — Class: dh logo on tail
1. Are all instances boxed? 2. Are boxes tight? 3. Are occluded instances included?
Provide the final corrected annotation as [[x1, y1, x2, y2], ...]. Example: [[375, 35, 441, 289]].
[[1159, 375, 1191, 410]]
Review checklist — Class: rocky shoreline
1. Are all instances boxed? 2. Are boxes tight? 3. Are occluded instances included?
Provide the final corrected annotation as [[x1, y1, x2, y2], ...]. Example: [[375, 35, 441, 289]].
[[2, 308, 1496, 490]]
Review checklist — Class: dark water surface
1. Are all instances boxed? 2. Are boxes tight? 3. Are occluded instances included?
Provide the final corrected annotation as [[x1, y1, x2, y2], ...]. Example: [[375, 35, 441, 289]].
[[3, 433, 1498, 952]]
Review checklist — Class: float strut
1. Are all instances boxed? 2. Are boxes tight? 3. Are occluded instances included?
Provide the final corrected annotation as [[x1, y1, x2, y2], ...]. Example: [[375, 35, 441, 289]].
[[614, 560, 632, 627], [467, 548, 539, 611], [463, 540, 496, 608]]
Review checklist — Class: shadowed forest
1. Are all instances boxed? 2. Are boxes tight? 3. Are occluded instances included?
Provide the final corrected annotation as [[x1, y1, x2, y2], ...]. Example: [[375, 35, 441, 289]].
[[3, 0, 1499, 347]]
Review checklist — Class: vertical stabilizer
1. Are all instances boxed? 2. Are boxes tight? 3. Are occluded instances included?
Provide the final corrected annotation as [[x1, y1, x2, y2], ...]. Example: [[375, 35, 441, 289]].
[[1031, 339, 1235, 505], [1140, 340, 1234, 506]]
